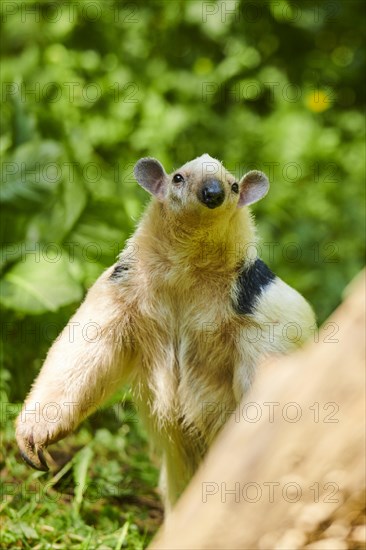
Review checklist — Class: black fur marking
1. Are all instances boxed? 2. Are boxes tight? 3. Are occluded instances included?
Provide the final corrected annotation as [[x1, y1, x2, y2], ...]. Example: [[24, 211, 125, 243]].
[[234, 258, 276, 315], [110, 263, 130, 280]]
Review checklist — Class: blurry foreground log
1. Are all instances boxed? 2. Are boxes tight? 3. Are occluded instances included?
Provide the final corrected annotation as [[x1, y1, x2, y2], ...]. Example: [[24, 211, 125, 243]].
[[150, 271, 365, 550]]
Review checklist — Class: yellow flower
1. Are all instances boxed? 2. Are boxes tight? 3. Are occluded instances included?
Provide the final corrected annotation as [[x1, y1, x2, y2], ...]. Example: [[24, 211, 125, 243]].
[[305, 90, 333, 113]]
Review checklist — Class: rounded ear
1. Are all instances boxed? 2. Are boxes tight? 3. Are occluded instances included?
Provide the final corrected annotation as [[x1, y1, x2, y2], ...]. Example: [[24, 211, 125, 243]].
[[133, 157, 168, 200], [238, 170, 269, 207]]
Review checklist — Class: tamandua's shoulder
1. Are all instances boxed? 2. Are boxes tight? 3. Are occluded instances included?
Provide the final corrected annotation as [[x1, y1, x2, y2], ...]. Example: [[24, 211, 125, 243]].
[[232, 257, 316, 340], [232, 257, 276, 315]]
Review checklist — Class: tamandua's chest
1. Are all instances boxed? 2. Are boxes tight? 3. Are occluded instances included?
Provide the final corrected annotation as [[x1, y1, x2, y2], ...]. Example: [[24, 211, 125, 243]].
[[132, 287, 241, 437]]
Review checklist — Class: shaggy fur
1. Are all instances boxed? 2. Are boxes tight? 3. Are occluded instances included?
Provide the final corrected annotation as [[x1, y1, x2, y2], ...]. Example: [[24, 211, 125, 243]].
[[16, 154, 315, 510]]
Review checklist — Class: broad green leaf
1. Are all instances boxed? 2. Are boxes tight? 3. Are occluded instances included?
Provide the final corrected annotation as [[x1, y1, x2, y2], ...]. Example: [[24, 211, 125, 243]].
[[0, 254, 83, 314], [1, 140, 63, 210], [26, 175, 88, 242]]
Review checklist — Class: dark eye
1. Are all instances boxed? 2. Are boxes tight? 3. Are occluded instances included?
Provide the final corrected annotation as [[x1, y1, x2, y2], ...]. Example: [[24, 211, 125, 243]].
[[173, 173, 184, 183], [232, 182, 239, 194]]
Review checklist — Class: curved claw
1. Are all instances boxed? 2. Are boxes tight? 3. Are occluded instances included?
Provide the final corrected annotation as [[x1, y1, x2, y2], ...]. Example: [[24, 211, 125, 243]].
[[16, 427, 50, 472], [19, 448, 49, 472], [37, 447, 50, 470]]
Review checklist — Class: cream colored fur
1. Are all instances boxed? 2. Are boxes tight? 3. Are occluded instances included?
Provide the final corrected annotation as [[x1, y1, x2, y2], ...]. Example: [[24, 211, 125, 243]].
[[16, 154, 315, 511]]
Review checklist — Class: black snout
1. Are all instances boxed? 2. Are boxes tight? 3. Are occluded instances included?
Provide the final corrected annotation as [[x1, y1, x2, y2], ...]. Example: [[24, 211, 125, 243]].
[[198, 179, 225, 209]]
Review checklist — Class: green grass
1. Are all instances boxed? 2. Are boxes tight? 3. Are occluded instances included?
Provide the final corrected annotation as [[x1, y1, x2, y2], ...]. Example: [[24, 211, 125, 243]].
[[0, 394, 162, 550]]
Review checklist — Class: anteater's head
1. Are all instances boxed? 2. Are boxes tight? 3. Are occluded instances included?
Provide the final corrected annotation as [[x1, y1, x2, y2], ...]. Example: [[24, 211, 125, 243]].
[[134, 154, 269, 216]]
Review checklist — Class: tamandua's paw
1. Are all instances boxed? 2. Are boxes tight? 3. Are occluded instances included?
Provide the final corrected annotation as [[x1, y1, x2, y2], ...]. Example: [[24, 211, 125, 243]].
[[15, 412, 60, 471]]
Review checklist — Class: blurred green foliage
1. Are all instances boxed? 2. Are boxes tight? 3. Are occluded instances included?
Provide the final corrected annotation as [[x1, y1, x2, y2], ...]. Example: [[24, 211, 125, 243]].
[[0, 0, 365, 546]]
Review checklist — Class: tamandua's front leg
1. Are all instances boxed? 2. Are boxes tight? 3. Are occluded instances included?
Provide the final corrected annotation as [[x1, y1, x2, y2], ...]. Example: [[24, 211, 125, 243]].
[[15, 266, 138, 471]]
